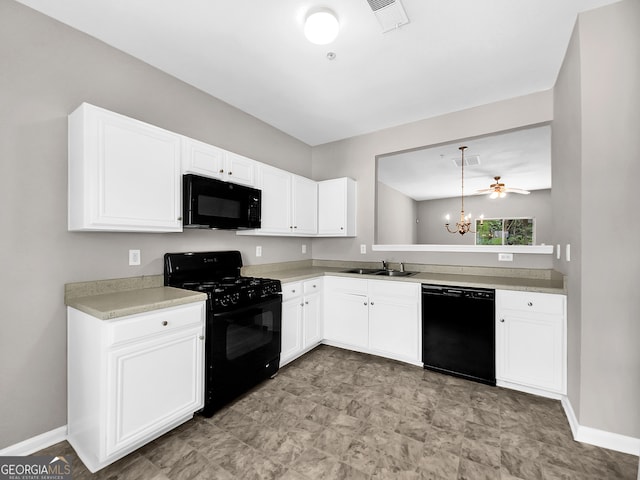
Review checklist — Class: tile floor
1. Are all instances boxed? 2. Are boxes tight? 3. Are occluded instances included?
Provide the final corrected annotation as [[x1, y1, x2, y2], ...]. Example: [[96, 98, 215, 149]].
[[37, 345, 638, 479]]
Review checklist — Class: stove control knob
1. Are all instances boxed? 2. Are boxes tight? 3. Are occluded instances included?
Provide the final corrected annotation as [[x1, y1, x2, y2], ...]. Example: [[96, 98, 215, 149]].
[[247, 289, 257, 300]]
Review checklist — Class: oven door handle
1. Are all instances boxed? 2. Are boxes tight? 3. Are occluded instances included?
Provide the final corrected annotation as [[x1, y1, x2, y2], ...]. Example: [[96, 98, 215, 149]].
[[211, 295, 282, 320]]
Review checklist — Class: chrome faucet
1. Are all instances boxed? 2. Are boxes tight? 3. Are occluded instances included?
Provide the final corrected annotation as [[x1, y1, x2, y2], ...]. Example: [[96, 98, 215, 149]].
[[399, 262, 405, 272], [381, 260, 388, 271]]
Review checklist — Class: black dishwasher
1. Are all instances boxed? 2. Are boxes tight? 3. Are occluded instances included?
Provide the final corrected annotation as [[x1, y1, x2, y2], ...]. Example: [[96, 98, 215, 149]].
[[422, 284, 495, 385]]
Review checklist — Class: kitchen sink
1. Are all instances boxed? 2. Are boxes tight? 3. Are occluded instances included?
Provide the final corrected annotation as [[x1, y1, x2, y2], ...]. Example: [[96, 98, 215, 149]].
[[374, 270, 417, 277], [341, 268, 384, 275], [341, 268, 417, 277]]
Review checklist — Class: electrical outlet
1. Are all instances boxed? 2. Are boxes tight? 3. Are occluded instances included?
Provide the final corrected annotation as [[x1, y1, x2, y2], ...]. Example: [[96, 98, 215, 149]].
[[302, 244, 307, 254], [129, 249, 141, 266], [557, 244, 561, 260], [498, 253, 513, 262], [256, 246, 262, 257], [566, 244, 571, 262], [360, 244, 367, 254]]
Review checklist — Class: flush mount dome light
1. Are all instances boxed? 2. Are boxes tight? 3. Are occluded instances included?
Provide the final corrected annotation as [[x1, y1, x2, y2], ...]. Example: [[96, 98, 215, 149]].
[[304, 9, 339, 45]]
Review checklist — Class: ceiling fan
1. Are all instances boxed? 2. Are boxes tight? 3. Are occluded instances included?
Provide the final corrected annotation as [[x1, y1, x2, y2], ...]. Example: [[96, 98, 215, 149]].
[[476, 176, 530, 198]]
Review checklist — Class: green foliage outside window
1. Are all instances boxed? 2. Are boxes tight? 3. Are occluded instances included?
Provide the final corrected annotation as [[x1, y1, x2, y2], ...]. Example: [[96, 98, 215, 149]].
[[475, 218, 534, 245]]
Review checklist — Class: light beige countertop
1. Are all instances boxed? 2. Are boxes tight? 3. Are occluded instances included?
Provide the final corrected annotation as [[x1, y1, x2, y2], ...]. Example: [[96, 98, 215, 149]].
[[64, 260, 565, 321], [65, 285, 207, 320], [244, 261, 566, 294]]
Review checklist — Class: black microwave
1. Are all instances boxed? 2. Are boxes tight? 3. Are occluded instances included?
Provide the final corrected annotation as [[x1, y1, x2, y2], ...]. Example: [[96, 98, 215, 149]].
[[183, 174, 261, 229]]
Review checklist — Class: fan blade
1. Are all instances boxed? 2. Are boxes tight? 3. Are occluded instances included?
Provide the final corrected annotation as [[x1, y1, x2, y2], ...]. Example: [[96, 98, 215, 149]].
[[505, 188, 530, 194], [474, 188, 494, 194]]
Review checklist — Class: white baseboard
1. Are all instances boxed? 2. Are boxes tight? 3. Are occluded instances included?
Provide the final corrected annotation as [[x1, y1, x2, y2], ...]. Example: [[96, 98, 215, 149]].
[[562, 396, 640, 456], [0, 426, 67, 456]]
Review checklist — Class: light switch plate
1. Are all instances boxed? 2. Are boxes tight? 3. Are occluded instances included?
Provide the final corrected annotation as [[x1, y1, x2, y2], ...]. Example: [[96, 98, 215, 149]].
[[129, 249, 141, 266], [498, 253, 513, 262], [301, 244, 307, 254], [360, 244, 367, 254], [256, 246, 262, 257]]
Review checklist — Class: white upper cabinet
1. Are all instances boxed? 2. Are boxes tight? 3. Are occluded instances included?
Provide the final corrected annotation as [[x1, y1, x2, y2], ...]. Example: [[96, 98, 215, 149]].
[[240, 165, 318, 236], [68, 103, 182, 232], [256, 164, 294, 234], [181, 137, 256, 187], [292, 175, 318, 235], [318, 177, 357, 236]]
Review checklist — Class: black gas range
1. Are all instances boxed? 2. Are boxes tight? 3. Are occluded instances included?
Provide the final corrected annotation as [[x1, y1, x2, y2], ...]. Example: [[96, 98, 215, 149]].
[[164, 251, 282, 416]]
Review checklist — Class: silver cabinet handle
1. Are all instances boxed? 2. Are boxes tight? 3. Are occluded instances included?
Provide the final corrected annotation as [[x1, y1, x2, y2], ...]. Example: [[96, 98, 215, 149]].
[[500, 318, 505, 323], [370, 302, 374, 306], [291, 289, 296, 293], [300, 303, 304, 307], [313, 284, 316, 288], [364, 302, 367, 306], [162, 321, 168, 326], [219, 169, 224, 173], [229, 171, 232, 175], [199, 335, 204, 340], [527, 302, 533, 307]]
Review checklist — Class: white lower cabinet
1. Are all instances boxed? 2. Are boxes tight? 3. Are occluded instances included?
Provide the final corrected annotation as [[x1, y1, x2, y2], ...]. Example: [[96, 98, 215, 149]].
[[323, 277, 421, 365], [496, 289, 566, 396], [280, 278, 323, 366], [67, 302, 205, 472]]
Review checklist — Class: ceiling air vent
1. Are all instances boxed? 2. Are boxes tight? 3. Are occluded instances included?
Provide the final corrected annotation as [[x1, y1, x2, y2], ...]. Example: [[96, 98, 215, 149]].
[[453, 155, 481, 167], [366, 0, 410, 33]]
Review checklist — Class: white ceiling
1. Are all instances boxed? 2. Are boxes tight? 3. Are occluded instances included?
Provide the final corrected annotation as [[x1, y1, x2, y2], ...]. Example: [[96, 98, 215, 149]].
[[16, 0, 619, 146], [378, 124, 551, 201]]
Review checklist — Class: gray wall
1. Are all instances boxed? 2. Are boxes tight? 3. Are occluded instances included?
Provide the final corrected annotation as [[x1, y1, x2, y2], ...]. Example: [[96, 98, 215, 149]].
[[417, 190, 552, 245], [312, 91, 554, 269], [553, 0, 640, 439], [0, 0, 312, 449], [375, 182, 418, 244]]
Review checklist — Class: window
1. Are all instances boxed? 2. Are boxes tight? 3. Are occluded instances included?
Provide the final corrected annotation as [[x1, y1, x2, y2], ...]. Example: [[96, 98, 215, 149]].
[[475, 218, 535, 246]]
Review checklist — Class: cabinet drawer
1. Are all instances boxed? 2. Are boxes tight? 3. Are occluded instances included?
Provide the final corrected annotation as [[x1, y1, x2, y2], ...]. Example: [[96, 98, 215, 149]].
[[303, 278, 322, 294], [498, 290, 564, 315], [282, 282, 302, 301], [108, 303, 204, 345]]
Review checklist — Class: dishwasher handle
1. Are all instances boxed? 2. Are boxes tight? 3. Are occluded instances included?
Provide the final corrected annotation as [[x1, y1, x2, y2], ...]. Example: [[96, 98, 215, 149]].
[[421, 284, 494, 299]]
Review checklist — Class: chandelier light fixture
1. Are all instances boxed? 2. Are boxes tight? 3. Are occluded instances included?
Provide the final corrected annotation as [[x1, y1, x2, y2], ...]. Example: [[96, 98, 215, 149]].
[[304, 8, 339, 45], [445, 146, 483, 235]]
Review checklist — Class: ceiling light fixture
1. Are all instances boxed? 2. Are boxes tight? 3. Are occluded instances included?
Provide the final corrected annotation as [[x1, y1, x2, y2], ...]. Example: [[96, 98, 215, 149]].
[[304, 9, 339, 45], [445, 146, 483, 235]]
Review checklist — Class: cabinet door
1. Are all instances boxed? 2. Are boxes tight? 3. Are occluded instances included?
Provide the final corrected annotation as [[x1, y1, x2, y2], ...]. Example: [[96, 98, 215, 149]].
[[369, 295, 420, 363], [318, 178, 356, 236], [105, 326, 204, 456], [303, 291, 323, 347], [181, 137, 226, 180], [318, 178, 346, 235], [69, 103, 182, 232], [324, 292, 368, 349], [257, 165, 292, 233], [292, 175, 318, 234], [497, 312, 564, 393], [281, 298, 303, 367], [226, 152, 256, 187]]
